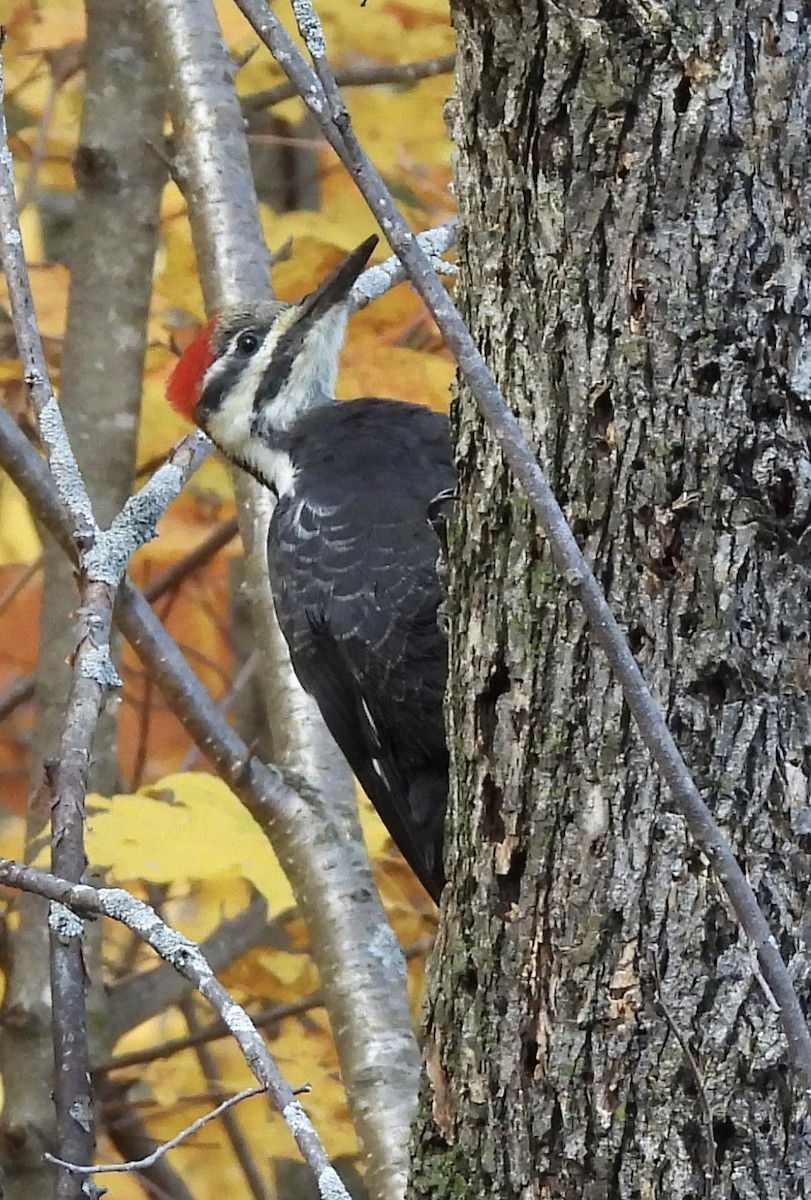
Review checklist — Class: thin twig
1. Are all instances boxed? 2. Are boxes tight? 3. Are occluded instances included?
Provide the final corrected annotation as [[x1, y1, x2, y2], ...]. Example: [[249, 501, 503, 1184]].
[[17, 41, 84, 210], [100, 933, 435, 1072], [179, 649, 259, 771], [241, 51, 455, 113], [143, 515, 238, 598], [0, 858, 351, 1200], [350, 220, 457, 311], [45, 1086, 267, 1176], [233, 0, 811, 1090], [181, 999, 273, 1200], [100, 991, 324, 1072], [98, 1074, 197, 1200], [0, 558, 41, 719], [16, 75, 58, 212]]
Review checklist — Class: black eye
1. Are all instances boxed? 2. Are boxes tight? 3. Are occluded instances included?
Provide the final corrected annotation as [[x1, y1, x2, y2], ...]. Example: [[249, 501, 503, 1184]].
[[234, 330, 260, 357]]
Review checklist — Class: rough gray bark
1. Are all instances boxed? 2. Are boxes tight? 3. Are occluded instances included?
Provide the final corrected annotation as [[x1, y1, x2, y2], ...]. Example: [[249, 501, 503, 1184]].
[[0, 6, 164, 1198], [411, 2, 811, 1197]]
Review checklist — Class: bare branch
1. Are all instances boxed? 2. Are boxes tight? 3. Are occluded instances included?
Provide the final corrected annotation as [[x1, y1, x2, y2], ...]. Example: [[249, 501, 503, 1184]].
[[232, 0, 811, 1090], [46, 1086, 267, 1176], [0, 858, 351, 1200], [181, 1000, 273, 1200], [350, 220, 457, 310], [107, 893, 270, 1042], [241, 51, 455, 114]]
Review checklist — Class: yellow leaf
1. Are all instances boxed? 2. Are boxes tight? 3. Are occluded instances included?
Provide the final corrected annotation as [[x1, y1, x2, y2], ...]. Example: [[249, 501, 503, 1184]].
[[85, 773, 295, 910], [341, 342, 452, 413], [154, 215, 206, 316], [0, 474, 40, 566]]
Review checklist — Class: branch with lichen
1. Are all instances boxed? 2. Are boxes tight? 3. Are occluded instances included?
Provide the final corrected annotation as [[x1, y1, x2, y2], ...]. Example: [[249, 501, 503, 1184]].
[[0, 857, 350, 1200], [0, 37, 217, 1188]]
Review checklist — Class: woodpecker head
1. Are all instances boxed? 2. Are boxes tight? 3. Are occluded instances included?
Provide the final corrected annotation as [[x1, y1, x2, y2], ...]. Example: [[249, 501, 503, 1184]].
[[167, 235, 378, 489]]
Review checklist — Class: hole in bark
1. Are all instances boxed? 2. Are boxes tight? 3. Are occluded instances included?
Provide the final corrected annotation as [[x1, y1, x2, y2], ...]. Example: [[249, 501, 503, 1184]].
[[495, 849, 526, 916], [694, 361, 721, 393], [630, 281, 646, 322], [482, 774, 505, 844], [673, 73, 692, 114], [712, 1118, 738, 1164], [73, 144, 119, 191], [631, 456, 644, 471], [704, 905, 740, 963], [752, 245, 783, 286], [475, 659, 510, 755], [689, 664, 742, 707], [768, 469, 795, 519], [627, 625, 647, 655], [572, 517, 592, 539], [521, 1035, 538, 1077], [750, 385, 787, 421], [691, 671, 727, 706], [679, 611, 700, 638], [685, 845, 706, 874], [646, 543, 684, 581], [458, 965, 478, 995], [588, 385, 614, 455]]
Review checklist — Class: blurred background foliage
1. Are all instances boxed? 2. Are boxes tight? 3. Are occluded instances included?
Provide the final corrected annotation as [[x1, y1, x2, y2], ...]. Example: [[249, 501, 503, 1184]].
[[0, 0, 454, 1193]]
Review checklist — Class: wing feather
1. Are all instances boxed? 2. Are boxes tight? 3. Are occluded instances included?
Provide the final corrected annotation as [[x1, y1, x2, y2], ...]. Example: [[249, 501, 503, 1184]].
[[267, 399, 452, 899]]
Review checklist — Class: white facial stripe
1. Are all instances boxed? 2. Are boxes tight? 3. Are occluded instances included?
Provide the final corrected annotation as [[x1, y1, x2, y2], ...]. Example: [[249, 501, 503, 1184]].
[[258, 308, 349, 435], [201, 311, 299, 461], [199, 304, 348, 499]]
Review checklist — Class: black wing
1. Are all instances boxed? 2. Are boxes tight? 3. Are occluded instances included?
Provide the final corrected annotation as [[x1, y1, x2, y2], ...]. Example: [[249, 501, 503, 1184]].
[[267, 399, 453, 900]]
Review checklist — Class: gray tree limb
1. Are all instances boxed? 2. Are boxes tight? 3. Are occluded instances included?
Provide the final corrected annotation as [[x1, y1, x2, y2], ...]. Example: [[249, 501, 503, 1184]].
[[0, 858, 351, 1200], [143, 5, 421, 1197], [0, 11, 167, 1198]]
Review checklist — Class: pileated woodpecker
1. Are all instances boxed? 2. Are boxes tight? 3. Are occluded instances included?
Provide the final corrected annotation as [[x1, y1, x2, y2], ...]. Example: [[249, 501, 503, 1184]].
[[167, 236, 452, 901]]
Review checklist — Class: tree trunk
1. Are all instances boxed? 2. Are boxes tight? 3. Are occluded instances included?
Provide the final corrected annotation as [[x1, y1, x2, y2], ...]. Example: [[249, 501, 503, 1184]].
[[411, 1, 811, 1195]]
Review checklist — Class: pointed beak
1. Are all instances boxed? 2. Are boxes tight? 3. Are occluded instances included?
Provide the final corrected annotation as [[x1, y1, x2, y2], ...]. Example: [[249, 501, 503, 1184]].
[[296, 235, 378, 324]]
